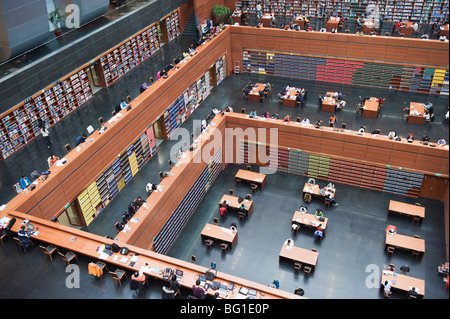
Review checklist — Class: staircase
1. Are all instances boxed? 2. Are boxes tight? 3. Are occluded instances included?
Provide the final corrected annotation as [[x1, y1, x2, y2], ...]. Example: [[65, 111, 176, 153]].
[[182, 11, 198, 38]]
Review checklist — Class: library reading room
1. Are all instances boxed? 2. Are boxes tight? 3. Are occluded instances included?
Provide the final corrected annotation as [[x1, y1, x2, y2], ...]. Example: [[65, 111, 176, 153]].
[[0, 0, 449, 304]]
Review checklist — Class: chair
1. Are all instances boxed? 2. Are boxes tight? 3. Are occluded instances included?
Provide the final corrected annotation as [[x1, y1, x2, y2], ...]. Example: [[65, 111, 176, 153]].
[[304, 265, 313, 275], [246, 164, 252, 171], [97, 261, 108, 277], [412, 215, 421, 224], [341, 122, 347, 129], [14, 237, 33, 252], [109, 269, 127, 286], [159, 171, 164, 181], [296, 117, 302, 123], [414, 203, 421, 206], [126, 95, 131, 102], [402, 107, 410, 120], [98, 117, 105, 126], [311, 248, 317, 252], [58, 250, 78, 265], [114, 222, 122, 233], [168, 159, 173, 168], [294, 262, 302, 272], [13, 183, 22, 194], [213, 217, 219, 225], [386, 246, 395, 256], [220, 243, 228, 253], [241, 108, 246, 113], [324, 197, 331, 207], [408, 294, 417, 299], [235, 177, 242, 185], [251, 183, 258, 193], [238, 211, 246, 221], [400, 265, 410, 275], [64, 144, 72, 153], [205, 239, 214, 249], [0, 231, 7, 245], [112, 111, 116, 116], [413, 235, 420, 239], [190, 255, 197, 264], [39, 245, 57, 261]]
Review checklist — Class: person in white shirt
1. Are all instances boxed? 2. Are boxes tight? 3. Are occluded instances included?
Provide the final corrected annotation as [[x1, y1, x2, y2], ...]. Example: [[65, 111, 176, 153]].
[[284, 238, 294, 248], [256, 3, 262, 18], [146, 183, 158, 193]]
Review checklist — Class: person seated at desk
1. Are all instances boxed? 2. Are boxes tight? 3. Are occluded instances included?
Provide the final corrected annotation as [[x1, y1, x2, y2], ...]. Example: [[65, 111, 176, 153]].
[[407, 133, 414, 143], [272, 113, 279, 119], [283, 238, 294, 248], [438, 138, 447, 146], [249, 110, 257, 116], [314, 224, 324, 238], [169, 274, 181, 296], [131, 271, 146, 295], [382, 280, 392, 297], [421, 135, 430, 144], [407, 287, 420, 299], [387, 130, 397, 140], [225, 106, 233, 113], [146, 183, 158, 194], [17, 225, 32, 250], [314, 209, 324, 218], [192, 279, 207, 299], [325, 194, 338, 206], [134, 197, 146, 209], [296, 93, 304, 106], [140, 82, 149, 93], [219, 204, 227, 216], [75, 134, 86, 146], [283, 115, 291, 124], [371, 128, 381, 135], [318, 93, 324, 105], [425, 101, 434, 114], [329, 114, 336, 127], [314, 120, 323, 129], [337, 92, 344, 100], [299, 205, 308, 213], [128, 201, 137, 217], [261, 111, 269, 118], [48, 155, 59, 167], [19, 175, 31, 189], [120, 100, 129, 110], [385, 225, 397, 234], [336, 100, 346, 111], [230, 222, 237, 232]]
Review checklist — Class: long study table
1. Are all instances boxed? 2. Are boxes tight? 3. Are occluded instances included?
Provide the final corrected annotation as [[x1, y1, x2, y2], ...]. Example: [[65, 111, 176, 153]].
[[381, 270, 425, 298], [279, 244, 319, 269], [385, 232, 425, 256], [388, 200, 425, 223], [200, 223, 238, 249], [219, 194, 253, 217], [235, 169, 266, 189]]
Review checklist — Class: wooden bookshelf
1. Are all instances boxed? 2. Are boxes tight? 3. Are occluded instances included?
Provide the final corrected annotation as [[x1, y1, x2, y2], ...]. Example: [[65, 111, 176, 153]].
[[0, 67, 93, 159], [242, 49, 449, 95], [235, 0, 449, 23], [75, 125, 157, 226]]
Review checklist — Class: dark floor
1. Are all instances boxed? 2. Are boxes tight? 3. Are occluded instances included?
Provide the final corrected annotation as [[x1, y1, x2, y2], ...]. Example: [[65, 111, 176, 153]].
[[0, 30, 449, 300]]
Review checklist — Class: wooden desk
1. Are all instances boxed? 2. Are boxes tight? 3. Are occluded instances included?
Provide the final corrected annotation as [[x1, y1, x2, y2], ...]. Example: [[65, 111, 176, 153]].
[[388, 200, 425, 223], [261, 14, 273, 27], [279, 244, 319, 268], [235, 169, 266, 189], [385, 232, 425, 256], [321, 91, 337, 112], [5, 211, 299, 299], [326, 17, 340, 31], [293, 17, 306, 29], [363, 21, 375, 34], [220, 194, 253, 217], [399, 22, 415, 36], [292, 211, 328, 231], [302, 183, 335, 200], [362, 97, 379, 118], [440, 25, 449, 38], [232, 13, 242, 24], [381, 271, 425, 298], [201, 223, 238, 249], [282, 87, 300, 107], [248, 83, 266, 102], [408, 102, 425, 125]]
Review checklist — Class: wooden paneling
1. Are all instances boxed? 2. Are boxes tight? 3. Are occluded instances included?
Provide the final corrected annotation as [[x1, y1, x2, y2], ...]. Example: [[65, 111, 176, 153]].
[[419, 175, 448, 200]]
